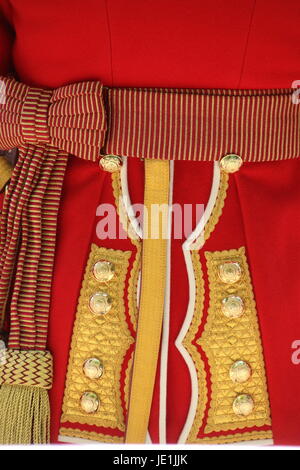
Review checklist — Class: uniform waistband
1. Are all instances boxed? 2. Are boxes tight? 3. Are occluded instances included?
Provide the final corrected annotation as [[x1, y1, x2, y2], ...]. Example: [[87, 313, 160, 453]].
[[102, 85, 300, 163]]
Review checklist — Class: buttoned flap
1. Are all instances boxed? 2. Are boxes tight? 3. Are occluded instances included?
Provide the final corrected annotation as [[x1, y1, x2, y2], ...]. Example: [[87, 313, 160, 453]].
[[59, 243, 141, 443], [182, 247, 273, 444]]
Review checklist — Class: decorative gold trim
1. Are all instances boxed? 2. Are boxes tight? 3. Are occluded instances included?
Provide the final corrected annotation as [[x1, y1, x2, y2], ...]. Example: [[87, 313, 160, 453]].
[[112, 171, 141, 331], [124, 350, 134, 412], [59, 427, 124, 444], [183, 170, 229, 442], [182, 251, 208, 443], [191, 169, 229, 250], [184, 247, 272, 444], [204, 171, 229, 243], [111, 171, 140, 242], [0, 349, 52, 389], [195, 430, 273, 444], [200, 247, 272, 434], [61, 245, 133, 431]]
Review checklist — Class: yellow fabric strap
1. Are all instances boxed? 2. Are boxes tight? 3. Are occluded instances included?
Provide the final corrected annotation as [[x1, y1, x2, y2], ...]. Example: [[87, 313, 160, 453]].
[[125, 159, 170, 443], [0, 156, 12, 191]]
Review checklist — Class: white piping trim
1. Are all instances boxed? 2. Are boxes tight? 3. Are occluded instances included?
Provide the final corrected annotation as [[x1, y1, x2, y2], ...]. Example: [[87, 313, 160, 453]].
[[184, 162, 221, 250], [159, 160, 174, 444], [176, 162, 221, 444], [120, 157, 143, 239]]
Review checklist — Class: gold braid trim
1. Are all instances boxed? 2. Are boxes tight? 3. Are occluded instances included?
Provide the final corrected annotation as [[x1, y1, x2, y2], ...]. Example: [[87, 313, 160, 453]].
[[0, 349, 53, 389], [204, 171, 229, 242], [200, 248, 272, 434], [0, 156, 12, 192], [59, 427, 124, 443], [184, 248, 272, 444], [182, 170, 230, 442], [182, 251, 208, 443], [61, 245, 133, 431], [193, 430, 273, 445], [111, 171, 141, 331], [191, 170, 229, 250]]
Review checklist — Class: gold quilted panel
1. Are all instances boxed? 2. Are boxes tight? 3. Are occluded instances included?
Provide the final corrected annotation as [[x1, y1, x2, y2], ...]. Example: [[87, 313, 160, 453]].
[[61, 245, 133, 431], [199, 247, 272, 434]]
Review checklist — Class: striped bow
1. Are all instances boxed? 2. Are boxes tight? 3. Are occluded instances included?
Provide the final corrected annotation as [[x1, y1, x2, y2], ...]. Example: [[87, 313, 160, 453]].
[[0, 76, 107, 160], [0, 76, 107, 445]]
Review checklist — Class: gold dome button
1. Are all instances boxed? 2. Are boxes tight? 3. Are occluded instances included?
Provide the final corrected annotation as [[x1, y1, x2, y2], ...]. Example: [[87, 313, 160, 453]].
[[229, 360, 251, 383], [93, 260, 115, 283], [233, 394, 254, 416], [222, 295, 244, 318], [80, 391, 100, 414], [220, 154, 243, 173], [83, 358, 104, 380], [218, 262, 242, 284], [89, 292, 112, 315], [99, 155, 122, 172]]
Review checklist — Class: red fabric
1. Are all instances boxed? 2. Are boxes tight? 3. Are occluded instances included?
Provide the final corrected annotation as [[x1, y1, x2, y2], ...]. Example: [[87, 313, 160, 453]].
[[235, 160, 300, 445], [3, 0, 299, 90], [1, 0, 300, 445]]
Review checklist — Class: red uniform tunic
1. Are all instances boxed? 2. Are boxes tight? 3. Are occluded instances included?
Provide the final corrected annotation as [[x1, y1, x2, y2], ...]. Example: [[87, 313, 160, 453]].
[[0, 0, 300, 445]]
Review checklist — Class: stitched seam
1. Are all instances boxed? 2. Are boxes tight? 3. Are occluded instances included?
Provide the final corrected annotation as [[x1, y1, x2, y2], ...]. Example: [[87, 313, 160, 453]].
[[104, 0, 114, 87], [237, 0, 257, 88]]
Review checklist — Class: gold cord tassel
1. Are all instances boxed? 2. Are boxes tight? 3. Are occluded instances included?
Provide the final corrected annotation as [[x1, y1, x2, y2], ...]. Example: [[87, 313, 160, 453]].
[[0, 384, 50, 444], [0, 349, 53, 444]]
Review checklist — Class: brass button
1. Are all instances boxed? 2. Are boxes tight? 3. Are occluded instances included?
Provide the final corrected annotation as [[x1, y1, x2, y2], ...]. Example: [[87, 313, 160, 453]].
[[83, 358, 104, 380], [99, 155, 122, 172], [89, 292, 112, 315], [93, 260, 115, 283], [229, 360, 251, 383], [218, 262, 242, 284], [233, 394, 254, 416], [80, 391, 100, 414], [222, 295, 244, 318], [220, 154, 243, 173]]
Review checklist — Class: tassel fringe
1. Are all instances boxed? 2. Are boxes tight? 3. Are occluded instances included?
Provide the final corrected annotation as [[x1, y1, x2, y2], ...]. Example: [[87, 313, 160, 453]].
[[0, 384, 50, 444]]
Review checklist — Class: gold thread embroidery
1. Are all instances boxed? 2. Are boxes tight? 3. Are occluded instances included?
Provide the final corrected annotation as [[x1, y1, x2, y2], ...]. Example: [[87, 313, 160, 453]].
[[195, 430, 273, 444], [199, 247, 272, 434], [204, 171, 229, 243], [61, 245, 133, 431], [124, 350, 134, 412], [59, 427, 124, 444]]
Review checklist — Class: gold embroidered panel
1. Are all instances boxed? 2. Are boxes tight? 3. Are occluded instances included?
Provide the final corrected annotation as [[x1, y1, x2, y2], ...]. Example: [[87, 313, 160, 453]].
[[202, 248, 271, 433], [184, 247, 273, 443], [61, 244, 133, 431]]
